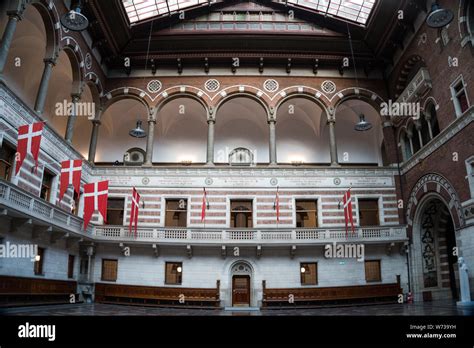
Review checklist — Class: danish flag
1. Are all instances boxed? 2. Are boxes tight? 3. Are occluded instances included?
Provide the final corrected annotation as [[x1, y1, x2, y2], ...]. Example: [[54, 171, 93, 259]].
[[129, 187, 140, 237], [16, 122, 44, 175], [343, 188, 355, 237], [59, 160, 82, 201], [83, 181, 109, 230], [201, 188, 209, 222]]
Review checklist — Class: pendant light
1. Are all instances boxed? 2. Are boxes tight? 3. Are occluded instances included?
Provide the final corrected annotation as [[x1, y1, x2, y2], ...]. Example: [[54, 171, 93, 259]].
[[426, 1, 454, 28]]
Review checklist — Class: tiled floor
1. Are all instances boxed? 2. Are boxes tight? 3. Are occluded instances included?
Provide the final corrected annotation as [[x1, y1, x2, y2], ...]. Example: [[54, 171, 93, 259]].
[[1, 301, 473, 316]]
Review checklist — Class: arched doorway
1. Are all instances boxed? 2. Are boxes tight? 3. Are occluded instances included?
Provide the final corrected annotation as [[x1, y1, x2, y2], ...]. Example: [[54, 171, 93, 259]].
[[411, 196, 459, 302], [230, 261, 253, 307]]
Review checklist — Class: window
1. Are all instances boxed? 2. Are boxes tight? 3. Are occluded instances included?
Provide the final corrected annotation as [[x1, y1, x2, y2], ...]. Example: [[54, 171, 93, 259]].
[[0, 142, 16, 181], [295, 200, 318, 228], [34, 247, 45, 275], [40, 169, 55, 202], [358, 199, 379, 226], [451, 76, 470, 116], [466, 157, 474, 198], [165, 262, 182, 285], [230, 200, 253, 228], [165, 199, 187, 227], [68, 255, 75, 279], [101, 259, 118, 281], [300, 262, 317, 285], [365, 260, 381, 282], [107, 198, 125, 225]]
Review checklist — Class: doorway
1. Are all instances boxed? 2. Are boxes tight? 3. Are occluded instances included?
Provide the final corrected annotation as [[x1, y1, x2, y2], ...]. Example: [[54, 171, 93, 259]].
[[232, 275, 250, 307]]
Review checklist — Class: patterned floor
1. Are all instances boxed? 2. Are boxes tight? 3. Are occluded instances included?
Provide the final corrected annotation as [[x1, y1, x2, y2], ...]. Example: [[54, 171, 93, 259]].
[[1, 301, 473, 316]]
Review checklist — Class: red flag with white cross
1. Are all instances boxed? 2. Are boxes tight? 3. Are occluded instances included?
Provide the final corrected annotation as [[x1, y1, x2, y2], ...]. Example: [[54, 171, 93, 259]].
[[16, 122, 44, 175], [83, 181, 109, 230], [59, 160, 82, 201]]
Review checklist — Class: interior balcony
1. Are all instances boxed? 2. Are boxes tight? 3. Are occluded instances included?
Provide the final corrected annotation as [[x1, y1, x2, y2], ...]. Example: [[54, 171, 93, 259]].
[[0, 179, 407, 248]]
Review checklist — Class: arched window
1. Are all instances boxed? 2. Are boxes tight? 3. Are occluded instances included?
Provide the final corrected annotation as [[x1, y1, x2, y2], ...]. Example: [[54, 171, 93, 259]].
[[400, 131, 412, 161], [420, 115, 431, 146], [425, 102, 440, 139], [409, 124, 421, 153]]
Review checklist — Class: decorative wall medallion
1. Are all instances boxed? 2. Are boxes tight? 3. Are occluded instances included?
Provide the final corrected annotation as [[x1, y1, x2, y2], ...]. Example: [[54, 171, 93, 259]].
[[270, 178, 278, 186], [205, 177, 213, 186], [142, 177, 150, 185], [263, 79, 279, 93], [204, 79, 220, 92], [321, 80, 337, 94], [147, 80, 162, 93], [333, 178, 341, 186], [85, 53, 92, 70]]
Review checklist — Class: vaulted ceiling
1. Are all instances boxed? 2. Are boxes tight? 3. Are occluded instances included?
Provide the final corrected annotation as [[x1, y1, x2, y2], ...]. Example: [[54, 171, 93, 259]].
[[83, 0, 427, 73]]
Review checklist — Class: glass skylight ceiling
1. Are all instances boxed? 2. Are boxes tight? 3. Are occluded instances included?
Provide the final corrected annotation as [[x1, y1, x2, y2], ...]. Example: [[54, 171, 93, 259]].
[[122, 0, 214, 23], [122, 0, 376, 25], [285, 0, 377, 25]]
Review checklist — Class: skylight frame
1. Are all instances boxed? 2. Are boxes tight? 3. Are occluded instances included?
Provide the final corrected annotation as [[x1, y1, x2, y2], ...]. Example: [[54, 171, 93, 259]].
[[122, 0, 215, 24], [283, 0, 378, 26]]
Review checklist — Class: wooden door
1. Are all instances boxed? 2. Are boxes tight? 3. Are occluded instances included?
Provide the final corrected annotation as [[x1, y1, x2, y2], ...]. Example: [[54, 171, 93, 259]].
[[232, 275, 250, 306]]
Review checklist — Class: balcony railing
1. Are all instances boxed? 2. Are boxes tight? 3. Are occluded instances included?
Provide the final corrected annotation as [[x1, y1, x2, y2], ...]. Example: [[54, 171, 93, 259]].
[[93, 225, 407, 245], [0, 179, 407, 245], [396, 67, 432, 104], [0, 180, 91, 237]]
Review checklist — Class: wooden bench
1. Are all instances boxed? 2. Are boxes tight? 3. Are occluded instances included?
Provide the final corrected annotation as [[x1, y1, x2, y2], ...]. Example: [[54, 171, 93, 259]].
[[262, 276, 402, 308], [0, 275, 79, 308], [95, 280, 221, 309]]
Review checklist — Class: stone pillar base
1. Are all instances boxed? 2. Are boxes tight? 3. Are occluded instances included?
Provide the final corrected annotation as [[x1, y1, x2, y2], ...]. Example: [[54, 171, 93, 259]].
[[456, 301, 474, 308]]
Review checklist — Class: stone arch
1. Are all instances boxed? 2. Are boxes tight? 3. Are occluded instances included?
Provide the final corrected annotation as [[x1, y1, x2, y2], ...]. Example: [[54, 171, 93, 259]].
[[409, 193, 460, 301], [84, 72, 104, 100], [332, 88, 386, 118], [101, 89, 151, 118], [152, 85, 211, 114], [273, 87, 331, 119], [213, 86, 271, 117], [227, 260, 256, 307], [28, 0, 60, 59], [154, 91, 209, 120], [458, 0, 474, 49], [406, 173, 464, 238], [59, 43, 83, 95], [275, 93, 331, 164]]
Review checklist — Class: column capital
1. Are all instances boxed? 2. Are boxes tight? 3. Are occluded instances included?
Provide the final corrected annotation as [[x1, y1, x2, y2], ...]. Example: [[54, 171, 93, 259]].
[[413, 119, 422, 130], [43, 57, 57, 66], [71, 93, 82, 102], [382, 120, 393, 128], [267, 106, 276, 123], [267, 118, 276, 124], [207, 105, 216, 122], [6, 10, 24, 21]]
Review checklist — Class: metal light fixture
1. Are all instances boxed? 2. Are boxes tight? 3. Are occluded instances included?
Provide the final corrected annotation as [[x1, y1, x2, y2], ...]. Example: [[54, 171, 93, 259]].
[[60, 1, 89, 31], [129, 120, 147, 138], [426, 1, 454, 28], [354, 113, 373, 132]]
